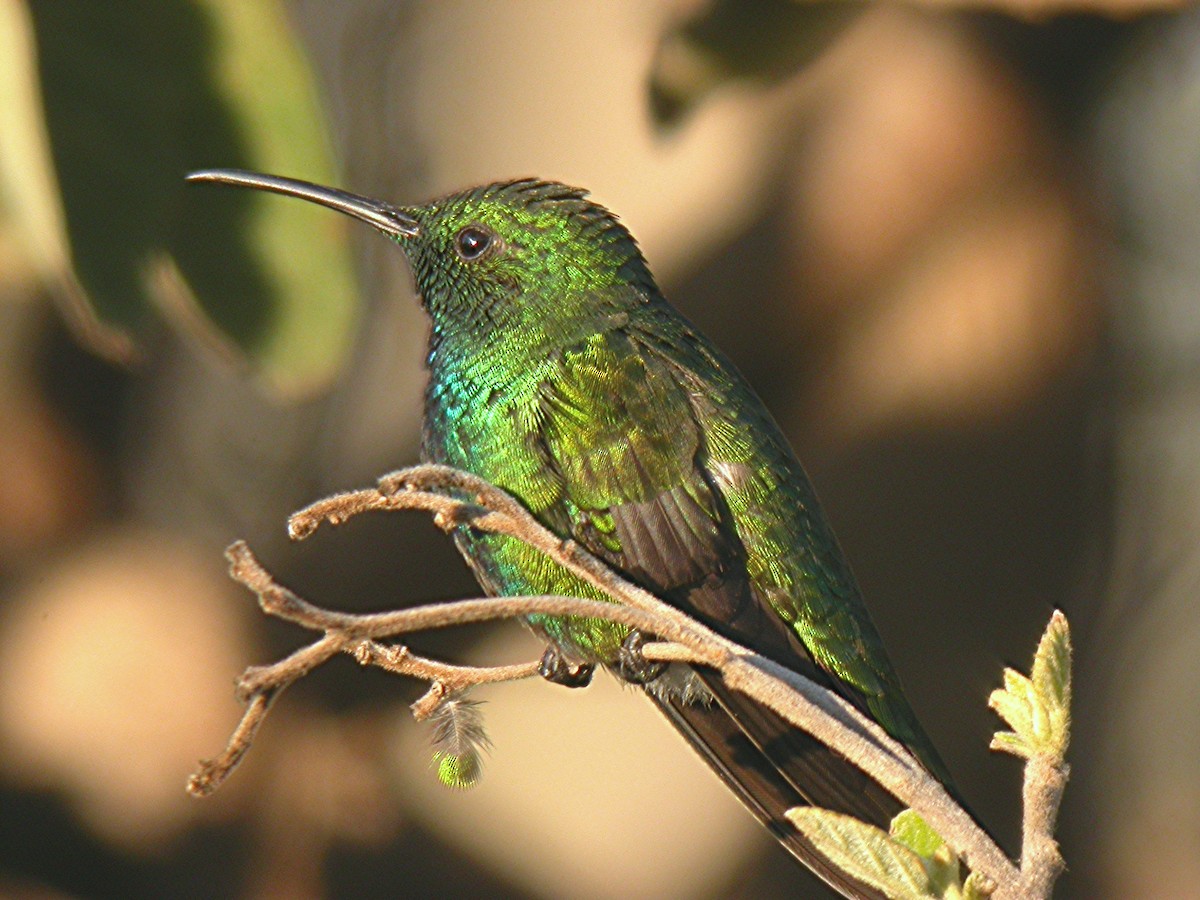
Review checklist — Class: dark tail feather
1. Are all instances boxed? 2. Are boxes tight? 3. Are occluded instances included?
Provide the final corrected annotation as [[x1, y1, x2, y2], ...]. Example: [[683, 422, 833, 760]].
[[650, 668, 904, 900]]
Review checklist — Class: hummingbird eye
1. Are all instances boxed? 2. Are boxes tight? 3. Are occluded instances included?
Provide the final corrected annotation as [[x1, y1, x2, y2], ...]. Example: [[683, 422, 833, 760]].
[[455, 226, 493, 261]]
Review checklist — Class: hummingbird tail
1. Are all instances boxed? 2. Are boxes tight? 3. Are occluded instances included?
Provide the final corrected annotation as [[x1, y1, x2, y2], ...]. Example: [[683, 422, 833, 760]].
[[651, 668, 902, 900]]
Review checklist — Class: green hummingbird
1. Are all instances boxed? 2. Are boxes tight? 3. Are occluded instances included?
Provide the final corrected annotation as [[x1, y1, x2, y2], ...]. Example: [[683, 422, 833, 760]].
[[188, 169, 955, 898]]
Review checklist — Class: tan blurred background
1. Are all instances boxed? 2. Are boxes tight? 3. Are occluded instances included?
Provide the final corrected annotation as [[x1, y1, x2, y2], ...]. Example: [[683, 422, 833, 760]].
[[0, 0, 1195, 897]]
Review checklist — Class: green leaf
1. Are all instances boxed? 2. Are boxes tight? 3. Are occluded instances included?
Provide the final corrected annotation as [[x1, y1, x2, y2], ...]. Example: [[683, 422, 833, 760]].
[[788, 808, 936, 899], [1030, 609, 1072, 756], [988, 730, 1030, 759], [961, 871, 995, 900], [19, 0, 359, 395], [989, 610, 1072, 763], [891, 809, 961, 896], [0, 1, 56, 277], [988, 669, 1034, 758], [188, 0, 360, 395], [891, 809, 945, 858], [0, 0, 133, 358]]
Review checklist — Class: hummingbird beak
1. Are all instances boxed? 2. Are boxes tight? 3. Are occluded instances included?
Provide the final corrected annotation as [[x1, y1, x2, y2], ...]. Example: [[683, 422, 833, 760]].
[[186, 169, 419, 239]]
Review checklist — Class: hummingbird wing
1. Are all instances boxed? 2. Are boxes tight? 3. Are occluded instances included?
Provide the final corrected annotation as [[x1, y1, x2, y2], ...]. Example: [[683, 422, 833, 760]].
[[527, 324, 947, 896], [534, 323, 947, 771], [640, 316, 955, 788]]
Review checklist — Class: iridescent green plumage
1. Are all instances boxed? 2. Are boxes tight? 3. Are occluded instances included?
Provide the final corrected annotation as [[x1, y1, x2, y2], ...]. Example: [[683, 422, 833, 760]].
[[188, 170, 955, 899], [406, 179, 946, 772]]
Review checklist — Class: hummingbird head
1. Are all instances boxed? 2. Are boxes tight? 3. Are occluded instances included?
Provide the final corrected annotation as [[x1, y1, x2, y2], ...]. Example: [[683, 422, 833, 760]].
[[186, 170, 656, 351], [399, 179, 653, 327]]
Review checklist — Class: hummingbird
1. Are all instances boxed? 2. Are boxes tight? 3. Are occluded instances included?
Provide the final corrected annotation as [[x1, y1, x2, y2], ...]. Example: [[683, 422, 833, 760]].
[[188, 169, 955, 898]]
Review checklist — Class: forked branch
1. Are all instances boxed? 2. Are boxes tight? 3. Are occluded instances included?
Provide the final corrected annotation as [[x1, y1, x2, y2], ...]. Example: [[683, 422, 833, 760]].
[[191, 464, 1068, 899]]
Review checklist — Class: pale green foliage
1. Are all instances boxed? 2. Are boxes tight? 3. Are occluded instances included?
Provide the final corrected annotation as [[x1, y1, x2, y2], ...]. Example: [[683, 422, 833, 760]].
[[784, 611, 1075, 897], [890, 809, 961, 896], [788, 808, 934, 899], [890, 808, 944, 857], [989, 610, 1071, 762], [961, 872, 993, 900], [787, 806, 989, 899]]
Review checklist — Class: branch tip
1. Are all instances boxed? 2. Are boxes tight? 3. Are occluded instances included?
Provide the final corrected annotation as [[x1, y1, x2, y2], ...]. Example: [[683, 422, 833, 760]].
[[186, 763, 218, 798], [413, 682, 447, 720], [224, 540, 256, 579], [287, 513, 318, 540]]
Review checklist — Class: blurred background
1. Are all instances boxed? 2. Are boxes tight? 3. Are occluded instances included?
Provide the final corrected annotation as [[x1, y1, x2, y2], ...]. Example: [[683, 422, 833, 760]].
[[0, 0, 1195, 896]]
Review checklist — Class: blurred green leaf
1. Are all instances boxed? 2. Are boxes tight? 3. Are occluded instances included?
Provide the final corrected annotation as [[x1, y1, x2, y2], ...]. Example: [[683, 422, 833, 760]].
[[649, 0, 864, 128], [18, 0, 359, 395], [787, 807, 937, 899], [0, 0, 67, 284], [989, 610, 1072, 762], [189, 0, 360, 395], [0, 0, 134, 357]]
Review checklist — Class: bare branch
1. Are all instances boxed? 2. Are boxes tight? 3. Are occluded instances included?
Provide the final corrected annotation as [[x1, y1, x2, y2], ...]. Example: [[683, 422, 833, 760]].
[[188, 690, 279, 797], [193, 465, 1038, 895], [352, 638, 542, 720], [1018, 758, 1069, 898]]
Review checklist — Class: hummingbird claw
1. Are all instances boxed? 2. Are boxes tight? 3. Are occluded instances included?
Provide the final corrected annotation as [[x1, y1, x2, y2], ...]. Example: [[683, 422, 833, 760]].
[[616, 630, 668, 685], [538, 647, 594, 688]]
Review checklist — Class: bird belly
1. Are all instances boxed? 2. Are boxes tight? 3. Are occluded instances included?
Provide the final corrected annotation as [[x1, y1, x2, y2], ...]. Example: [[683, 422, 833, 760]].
[[451, 526, 632, 663]]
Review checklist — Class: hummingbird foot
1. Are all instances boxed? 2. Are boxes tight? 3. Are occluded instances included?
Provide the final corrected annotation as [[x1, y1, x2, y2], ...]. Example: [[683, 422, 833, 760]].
[[538, 647, 595, 688], [615, 630, 668, 685]]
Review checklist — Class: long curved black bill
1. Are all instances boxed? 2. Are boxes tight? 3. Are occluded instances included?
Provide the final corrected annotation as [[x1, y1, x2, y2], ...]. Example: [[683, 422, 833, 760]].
[[186, 169, 419, 238]]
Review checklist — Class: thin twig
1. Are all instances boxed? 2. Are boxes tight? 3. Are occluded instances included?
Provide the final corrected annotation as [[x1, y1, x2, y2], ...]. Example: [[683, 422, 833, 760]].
[[351, 639, 541, 690], [194, 465, 1032, 895], [1018, 757, 1069, 898], [293, 467, 1022, 888], [188, 690, 279, 797], [192, 541, 674, 798]]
